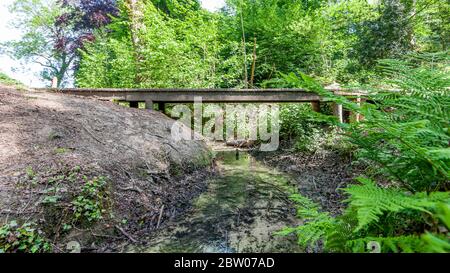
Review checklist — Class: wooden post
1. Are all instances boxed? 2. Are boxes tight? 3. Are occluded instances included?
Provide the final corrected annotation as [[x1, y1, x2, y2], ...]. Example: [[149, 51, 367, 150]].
[[349, 96, 364, 123], [355, 96, 363, 122], [333, 103, 344, 123], [129, 101, 139, 108], [145, 100, 154, 110], [311, 102, 321, 113]]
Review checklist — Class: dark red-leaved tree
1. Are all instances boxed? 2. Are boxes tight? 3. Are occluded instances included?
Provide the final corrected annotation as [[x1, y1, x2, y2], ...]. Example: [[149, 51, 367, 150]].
[[56, 0, 119, 77]]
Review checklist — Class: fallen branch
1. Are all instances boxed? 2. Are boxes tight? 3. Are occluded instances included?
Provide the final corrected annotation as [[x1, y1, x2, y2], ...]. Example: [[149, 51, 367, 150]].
[[0, 209, 39, 215], [156, 205, 165, 229], [118, 186, 143, 194], [81, 125, 105, 145], [115, 225, 138, 243]]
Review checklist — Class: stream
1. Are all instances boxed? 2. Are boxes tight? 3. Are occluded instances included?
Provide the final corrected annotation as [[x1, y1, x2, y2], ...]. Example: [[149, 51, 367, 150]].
[[129, 149, 302, 253]]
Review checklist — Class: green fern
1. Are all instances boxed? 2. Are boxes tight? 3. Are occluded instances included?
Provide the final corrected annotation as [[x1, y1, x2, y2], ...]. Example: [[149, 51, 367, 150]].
[[421, 233, 450, 253], [278, 53, 450, 253], [344, 177, 450, 230], [276, 194, 335, 248], [347, 235, 426, 253], [420, 203, 450, 253]]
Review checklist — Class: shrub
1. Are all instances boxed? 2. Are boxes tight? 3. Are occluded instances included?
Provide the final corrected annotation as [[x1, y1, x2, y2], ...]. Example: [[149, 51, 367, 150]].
[[72, 176, 109, 223], [0, 221, 51, 253]]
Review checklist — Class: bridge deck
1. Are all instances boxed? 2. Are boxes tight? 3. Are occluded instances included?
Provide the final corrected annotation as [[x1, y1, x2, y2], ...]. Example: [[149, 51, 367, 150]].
[[44, 88, 364, 103]]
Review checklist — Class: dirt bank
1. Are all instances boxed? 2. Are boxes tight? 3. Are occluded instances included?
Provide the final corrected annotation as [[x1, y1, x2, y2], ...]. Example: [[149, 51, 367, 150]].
[[0, 85, 213, 252]]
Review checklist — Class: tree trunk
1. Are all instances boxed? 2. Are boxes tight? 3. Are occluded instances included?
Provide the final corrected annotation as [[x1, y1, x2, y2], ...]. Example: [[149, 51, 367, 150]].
[[250, 37, 257, 87], [126, 0, 146, 85]]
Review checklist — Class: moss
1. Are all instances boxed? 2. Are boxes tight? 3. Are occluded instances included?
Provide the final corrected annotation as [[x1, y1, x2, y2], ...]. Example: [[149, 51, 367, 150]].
[[54, 147, 69, 154], [168, 149, 212, 177], [169, 163, 183, 176], [195, 150, 213, 167]]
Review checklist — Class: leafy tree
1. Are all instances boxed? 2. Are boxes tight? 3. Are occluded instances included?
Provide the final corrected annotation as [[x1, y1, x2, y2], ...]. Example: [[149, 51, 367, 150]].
[[2, 0, 118, 87], [57, 0, 119, 70], [152, 0, 201, 18], [76, 0, 220, 88], [222, 0, 326, 85], [413, 0, 450, 51], [58, 0, 119, 31], [2, 0, 75, 87], [354, 0, 416, 67]]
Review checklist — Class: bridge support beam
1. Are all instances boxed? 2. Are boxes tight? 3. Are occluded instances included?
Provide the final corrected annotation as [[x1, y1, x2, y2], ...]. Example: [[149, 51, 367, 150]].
[[157, 102, 166, 114], [354, 96, 364, 122], [129, 101, 139, 108], [346, 96, 365, 123], [311, 102, 321, 113], [333, 103, 344, 123], [145, 100, 154, 110]]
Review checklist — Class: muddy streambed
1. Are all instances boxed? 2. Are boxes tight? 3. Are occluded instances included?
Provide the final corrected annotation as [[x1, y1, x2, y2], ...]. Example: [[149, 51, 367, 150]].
[[127, 150, 302, 253]]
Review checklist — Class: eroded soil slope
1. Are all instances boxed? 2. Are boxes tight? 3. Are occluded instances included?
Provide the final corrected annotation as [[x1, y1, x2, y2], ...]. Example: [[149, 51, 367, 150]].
[[0, 85, 212, 252]]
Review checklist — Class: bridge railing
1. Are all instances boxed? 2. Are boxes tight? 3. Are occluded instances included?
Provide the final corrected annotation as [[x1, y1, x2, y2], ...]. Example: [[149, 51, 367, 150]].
[[38, 87, 367, 123]]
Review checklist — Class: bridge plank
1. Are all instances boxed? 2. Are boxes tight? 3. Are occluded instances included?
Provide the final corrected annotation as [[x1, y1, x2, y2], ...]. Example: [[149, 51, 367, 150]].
[[43, 88, 364, 103]]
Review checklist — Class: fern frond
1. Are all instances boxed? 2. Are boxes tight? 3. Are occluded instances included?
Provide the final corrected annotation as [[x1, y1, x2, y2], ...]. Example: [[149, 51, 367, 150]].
[[344, 177, 450, 230], [347, 235, 426, 253], [294, 214, 335, 248], [420, 203, 450, 253], [289, 194, 325, 220], [421, 233, 450, 253], [279, 194, 336, 248], [426, 148, 450, 161]]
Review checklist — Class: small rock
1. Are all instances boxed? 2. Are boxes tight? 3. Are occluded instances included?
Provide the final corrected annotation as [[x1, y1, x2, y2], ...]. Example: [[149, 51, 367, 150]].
[[66, 241, 81, 253]]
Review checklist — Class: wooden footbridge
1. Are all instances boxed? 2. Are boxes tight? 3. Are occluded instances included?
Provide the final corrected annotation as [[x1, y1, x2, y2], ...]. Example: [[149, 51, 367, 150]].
[[46, 88, 365, 123]]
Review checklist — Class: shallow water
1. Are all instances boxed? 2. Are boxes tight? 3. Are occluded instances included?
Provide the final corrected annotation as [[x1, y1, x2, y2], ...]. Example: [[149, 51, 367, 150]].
[[130, 150, 301, 253]]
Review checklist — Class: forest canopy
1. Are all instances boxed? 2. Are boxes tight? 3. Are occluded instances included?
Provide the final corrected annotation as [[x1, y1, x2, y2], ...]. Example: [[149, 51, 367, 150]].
[[3, 0, 449, 88]]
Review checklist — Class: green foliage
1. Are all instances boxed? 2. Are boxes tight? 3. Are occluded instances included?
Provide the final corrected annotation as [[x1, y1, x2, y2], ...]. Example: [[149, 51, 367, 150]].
[[279, 104, 316, 144], [279, 54, 450, 191], [2, 0, 74, 87], [36, 168, 110, 239], [346, 235, 426, 253], [354, 0, 415, 67], [420, 203, 450, 253], [0, 221, 52, 253], [153, 0, 201, 18], [421, 233, 450, 253], [72, 176, 108, 223], [25, 166, 36, 179], [4, 0, 448, 87], [222, 0, 445, 85], [344, 177, 450, 230], [225, 0, 329, 83], [412, 0, 450, 52], [76, 1, 221, 88], [277, 194, 335, 249], [40, 166, 83, 208], [0, 72, 24, 87], [277, 54, 450, 253], [282, 187, 449, 253]]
